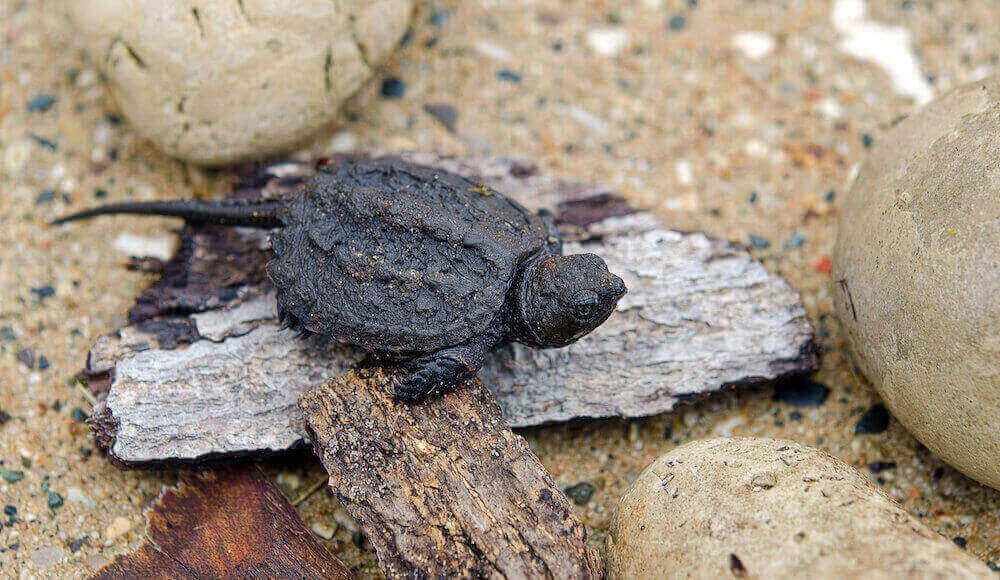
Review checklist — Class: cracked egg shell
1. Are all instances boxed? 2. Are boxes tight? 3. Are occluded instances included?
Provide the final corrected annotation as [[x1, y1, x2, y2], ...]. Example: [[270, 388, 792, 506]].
[[70, 0, 413, 165], [833, 77, 1000, 490]]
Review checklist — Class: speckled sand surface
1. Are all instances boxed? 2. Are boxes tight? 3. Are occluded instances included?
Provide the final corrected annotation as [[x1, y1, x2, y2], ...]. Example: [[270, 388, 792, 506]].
[[2, 0, 998, 576]]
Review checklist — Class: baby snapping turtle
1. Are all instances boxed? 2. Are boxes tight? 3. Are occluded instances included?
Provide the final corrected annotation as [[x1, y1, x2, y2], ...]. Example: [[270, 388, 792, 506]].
[[54, 158, 627, 401]]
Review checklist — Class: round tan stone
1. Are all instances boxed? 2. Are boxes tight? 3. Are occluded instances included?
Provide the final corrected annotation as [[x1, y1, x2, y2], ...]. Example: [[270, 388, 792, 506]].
[[70, 0, 413, 165], [605, 438, 992, 578], [832, 77, 1000, 489]]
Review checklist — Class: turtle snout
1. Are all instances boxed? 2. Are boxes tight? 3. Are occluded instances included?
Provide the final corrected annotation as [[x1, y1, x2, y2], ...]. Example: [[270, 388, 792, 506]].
[[605, 274, 627, 301]]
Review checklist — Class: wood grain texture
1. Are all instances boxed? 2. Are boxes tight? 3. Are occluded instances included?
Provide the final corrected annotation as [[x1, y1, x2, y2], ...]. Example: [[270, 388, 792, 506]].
[[80, 153, 818, 466], [298, 369, 601, 579], [91, 468, 352, 579]]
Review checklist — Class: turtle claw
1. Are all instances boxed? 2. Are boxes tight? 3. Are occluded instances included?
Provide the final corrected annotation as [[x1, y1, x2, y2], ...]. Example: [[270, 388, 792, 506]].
[[390, 371, 435, 403]]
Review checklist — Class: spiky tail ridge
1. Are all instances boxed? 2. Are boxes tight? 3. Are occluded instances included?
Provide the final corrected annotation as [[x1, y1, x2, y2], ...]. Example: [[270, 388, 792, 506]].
[[50, 198, 284, 228]]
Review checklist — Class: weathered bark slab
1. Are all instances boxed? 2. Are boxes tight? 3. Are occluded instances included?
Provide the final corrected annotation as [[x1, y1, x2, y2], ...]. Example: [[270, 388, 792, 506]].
[[299, 369, 601, 579], [91, 468, 352, 579], [81, 153, 818, 466]]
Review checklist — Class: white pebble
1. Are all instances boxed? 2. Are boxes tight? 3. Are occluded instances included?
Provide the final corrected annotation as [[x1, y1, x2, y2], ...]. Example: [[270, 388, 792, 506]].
[[104, 516, 132, 542], [712, 415, 745, 437], [75, 68, 99, 88], [31, 546, 64, 569], [324, 130, 359, 154], [744, 139, 769, 158], [818, 97, 844, 119], [474, 40, 512, 62], [332, 509, 359, 533], [311, 522, 337, 540], [66, 486, 94, 507], [561, 105, 610, 135], [674, 159, 694, 186], [93, 123, 114, 146], [4, 140, 32, 173], [832, 0, 933, 105], [113, 233, 177, 261], [587, 28, 631, 57], [732, 31, 775, 60]]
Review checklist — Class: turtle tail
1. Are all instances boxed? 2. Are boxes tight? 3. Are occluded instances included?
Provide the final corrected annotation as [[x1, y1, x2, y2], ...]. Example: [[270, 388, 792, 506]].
[[50, 198, 284, 228]]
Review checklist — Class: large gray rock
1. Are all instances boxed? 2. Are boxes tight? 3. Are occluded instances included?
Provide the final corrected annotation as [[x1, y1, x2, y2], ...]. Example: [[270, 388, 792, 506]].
[[832, 77, 1000, 490]]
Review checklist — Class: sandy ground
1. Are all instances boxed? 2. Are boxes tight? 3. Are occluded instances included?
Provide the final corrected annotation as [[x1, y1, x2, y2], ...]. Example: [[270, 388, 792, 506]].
[[2, 0, 998, 576]]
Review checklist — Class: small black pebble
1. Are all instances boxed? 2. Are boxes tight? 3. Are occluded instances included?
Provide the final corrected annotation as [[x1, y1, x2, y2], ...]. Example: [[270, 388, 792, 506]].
[[15, 348, 49, 371], [772, 379, 830, 407], [952, 536, 968, 549], [668, 14, 687, 30], [380, 77, 406, 98], [48, 492, 64, 510], [783, 233, 806, 250], [16, 349, 36, 369], [788, 411, 803, 422], [352, 531, 370, 551], [31, 285, 56, 301], [861, 134, 874, 148], [30, 133, 58, 150], [71, 408, 88, 422], [68, 537, 88, 553], [3, 506, 16, 517], [497, 69, 522, 83], [824, 189, 836, 202], [35, 190, 57, 205], [748, 235, 770, 249], [424, 103, 458, 132], [0, 410, 10, 425], [855, 404, 890, 434], [27, 94, 56, 113], [428, 9, 450, 26], [564, 482, 596, 506], [94, 188, 108, 198], [867, 461, 896, 473], [729, 553, 747, 577], [748, 192, 758, 204]]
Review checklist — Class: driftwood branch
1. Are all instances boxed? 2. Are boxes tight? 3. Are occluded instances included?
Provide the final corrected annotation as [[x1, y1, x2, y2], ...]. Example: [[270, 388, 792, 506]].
[[91, 468, 351, 579], [80, 153, 818, 466], [299, 369, 601, 579]]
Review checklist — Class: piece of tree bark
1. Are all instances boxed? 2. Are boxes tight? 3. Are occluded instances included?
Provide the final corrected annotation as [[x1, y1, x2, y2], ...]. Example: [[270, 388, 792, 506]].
[[80, 154, 818, 466], [91, 468, 352, 579], [299, 369, 602, 579]]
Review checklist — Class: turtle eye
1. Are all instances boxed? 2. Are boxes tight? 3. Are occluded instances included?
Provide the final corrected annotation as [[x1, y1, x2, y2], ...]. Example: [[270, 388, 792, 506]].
[[570, 291, 601, 320]]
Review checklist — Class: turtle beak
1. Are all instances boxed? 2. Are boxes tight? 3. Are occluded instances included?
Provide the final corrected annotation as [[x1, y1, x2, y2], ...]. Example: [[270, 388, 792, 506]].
[[605, 274, 627, 301]]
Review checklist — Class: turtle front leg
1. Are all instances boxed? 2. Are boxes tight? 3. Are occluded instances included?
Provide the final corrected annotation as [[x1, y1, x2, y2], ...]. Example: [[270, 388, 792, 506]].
[[391, 336, 495, 403]]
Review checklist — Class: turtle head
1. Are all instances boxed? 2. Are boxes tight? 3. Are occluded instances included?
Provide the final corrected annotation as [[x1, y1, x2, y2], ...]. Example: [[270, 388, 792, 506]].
[[517, 253, 626, 348]]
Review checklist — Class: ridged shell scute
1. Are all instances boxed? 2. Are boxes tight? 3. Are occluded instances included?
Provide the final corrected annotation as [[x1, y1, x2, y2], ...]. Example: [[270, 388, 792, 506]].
[[266, 158, 547, 353]]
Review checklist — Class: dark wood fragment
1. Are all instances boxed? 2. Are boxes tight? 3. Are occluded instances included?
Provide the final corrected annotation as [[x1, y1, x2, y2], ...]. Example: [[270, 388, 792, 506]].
[[91, 467, 351, 579], [299, 369, 602, 579]]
